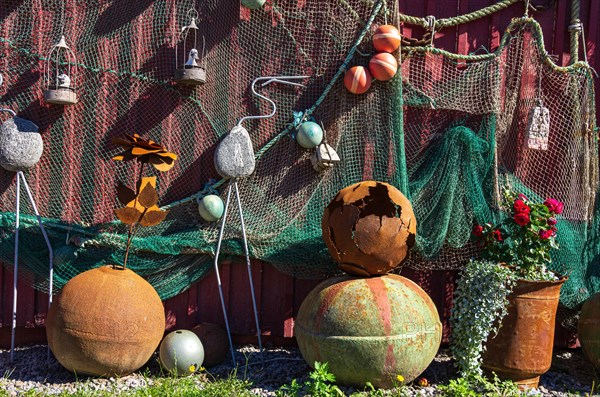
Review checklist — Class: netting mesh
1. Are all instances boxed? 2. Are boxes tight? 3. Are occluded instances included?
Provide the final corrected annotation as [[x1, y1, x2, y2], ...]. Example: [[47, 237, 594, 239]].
[[0, 1, 598, 309]]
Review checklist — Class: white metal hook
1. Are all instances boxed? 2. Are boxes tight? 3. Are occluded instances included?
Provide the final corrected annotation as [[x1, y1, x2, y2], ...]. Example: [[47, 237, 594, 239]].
[[237, 75, 308, 127], [0, 108, 16, 117]]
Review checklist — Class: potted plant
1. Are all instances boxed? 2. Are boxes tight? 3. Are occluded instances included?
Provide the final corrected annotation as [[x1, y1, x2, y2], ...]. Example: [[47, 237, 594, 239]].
[[450, 189, 566, 389], [46, 134, 177, 377]]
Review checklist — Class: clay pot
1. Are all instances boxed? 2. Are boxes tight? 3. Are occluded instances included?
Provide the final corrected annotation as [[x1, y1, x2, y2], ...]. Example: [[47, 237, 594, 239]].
[[578, 292, 600, 372], [192, 323, 229, 367], [47, 266, 165, 377], [482, 277, 566, 389]]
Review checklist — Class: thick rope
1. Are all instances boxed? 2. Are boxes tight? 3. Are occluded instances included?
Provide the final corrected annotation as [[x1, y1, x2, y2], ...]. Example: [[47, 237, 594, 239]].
[[399, 0, 521, 30], [403, 17, 592, 74], [568, 0, 581, 64]]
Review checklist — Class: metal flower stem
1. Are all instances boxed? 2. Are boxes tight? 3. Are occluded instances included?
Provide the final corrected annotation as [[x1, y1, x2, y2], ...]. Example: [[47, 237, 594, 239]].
[[234, 180, 264, 366], [212, 183, 236, 366], [11, 171, 54, 362]]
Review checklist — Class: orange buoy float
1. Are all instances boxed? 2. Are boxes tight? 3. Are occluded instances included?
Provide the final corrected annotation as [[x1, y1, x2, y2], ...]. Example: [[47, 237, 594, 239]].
[[343, 66, 372, 94], [369, 52, 398, 81], [372, 25, 401, 53]]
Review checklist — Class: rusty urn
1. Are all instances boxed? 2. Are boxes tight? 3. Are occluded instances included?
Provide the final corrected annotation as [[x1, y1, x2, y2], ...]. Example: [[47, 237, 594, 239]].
[[482, 277, 566, 389], [578, 292, 600, 373], [322, 181, 416, 276], [294, 274, 442, 388], [46, 266, 166, 377]]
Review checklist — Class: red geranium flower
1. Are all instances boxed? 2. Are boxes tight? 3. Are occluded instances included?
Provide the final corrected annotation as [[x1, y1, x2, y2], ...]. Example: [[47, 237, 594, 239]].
[[544, 198, 564, 215], [513, 199, 530, 214], [547, 217, 557, 226], [492, 229, 503, 241], [472, 224, 484, 237], [539, 229, 553, 239], [514, 212, 530, 226]]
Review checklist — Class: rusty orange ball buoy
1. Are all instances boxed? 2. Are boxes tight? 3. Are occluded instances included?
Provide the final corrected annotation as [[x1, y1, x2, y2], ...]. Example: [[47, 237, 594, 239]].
[[372, 25, 401, 53], [46, 266, 165, 377], [322, 181, 416, 276], [344, 66, 372, 94], [369, 52, 398, 81]]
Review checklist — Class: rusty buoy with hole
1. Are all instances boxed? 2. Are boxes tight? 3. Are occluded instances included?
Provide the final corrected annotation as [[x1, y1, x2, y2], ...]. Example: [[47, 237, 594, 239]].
[[322, 181, 416, 276], [46, 266, 165, 377], [294, 274, 442, 388]]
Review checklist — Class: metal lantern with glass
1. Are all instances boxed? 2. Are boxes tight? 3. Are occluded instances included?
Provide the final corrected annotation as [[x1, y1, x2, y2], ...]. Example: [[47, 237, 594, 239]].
[[174, 9, 206, 86]]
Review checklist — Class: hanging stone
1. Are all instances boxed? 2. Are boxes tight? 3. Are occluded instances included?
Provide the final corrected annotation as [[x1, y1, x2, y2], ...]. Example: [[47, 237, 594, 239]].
[[525, 102, 550, 150], [0, 117, 43, 172], [214, 126, 256, 178], [310, 143, 340, 172]]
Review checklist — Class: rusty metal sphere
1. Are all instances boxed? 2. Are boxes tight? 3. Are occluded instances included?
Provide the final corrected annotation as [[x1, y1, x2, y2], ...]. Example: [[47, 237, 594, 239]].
[[294, 274, 442, 388], [192, 323, 229, 367], [322, 181, 416, 276], [46, 266, 165, 377], [578, 292, 600, 373]]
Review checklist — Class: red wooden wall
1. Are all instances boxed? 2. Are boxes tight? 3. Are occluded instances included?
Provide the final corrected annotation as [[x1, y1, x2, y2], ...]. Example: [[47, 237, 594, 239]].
[[1, 0, 599, 348]]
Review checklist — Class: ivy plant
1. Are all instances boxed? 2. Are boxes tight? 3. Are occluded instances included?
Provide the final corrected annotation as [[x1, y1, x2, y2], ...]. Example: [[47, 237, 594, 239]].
[[450, 259, 516, 377]]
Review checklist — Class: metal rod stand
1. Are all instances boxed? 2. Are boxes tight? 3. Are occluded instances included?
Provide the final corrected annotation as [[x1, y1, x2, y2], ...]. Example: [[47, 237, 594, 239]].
[[213, 183, 236, 367], [234, 181, 264, 366]]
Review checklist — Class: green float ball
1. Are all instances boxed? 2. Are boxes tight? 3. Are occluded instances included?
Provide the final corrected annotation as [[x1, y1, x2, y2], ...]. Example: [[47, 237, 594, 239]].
[[241, 0, 266, 10], [198, 195, 224, 222], [296, 122, 323, 149], [159, 330, 205, 376]]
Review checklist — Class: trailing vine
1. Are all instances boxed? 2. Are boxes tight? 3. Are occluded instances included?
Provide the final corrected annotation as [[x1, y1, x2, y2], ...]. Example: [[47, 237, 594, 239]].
[[450, 260, 516, 377]]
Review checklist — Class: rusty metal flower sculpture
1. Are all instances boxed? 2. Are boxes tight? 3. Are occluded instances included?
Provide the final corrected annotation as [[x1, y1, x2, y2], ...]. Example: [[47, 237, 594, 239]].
[[112, 134, 177, 269], [112, 133, 178, 171]]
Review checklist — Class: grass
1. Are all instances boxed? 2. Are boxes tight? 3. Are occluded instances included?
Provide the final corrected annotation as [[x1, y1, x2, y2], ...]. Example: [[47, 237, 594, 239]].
[[0, 373, 255, 397]]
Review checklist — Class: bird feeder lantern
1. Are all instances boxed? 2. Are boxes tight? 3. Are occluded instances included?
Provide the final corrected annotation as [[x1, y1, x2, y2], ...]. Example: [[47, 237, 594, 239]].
[[174, 12, 206, 86], [44, 36, 78, 105]]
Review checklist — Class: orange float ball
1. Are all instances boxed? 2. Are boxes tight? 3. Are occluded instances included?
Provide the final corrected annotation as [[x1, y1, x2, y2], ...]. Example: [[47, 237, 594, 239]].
[[344, 66, 372, 94], [369, 52, 398, 81], [372, 25, 401, 53]]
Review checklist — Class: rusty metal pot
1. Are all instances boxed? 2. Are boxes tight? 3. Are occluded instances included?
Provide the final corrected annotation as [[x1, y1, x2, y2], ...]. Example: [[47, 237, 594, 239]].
[[295, 274, 441, 388], [578, 292, 600, 373], [46, 266, 165, 377], [482, 276, 566, 389]]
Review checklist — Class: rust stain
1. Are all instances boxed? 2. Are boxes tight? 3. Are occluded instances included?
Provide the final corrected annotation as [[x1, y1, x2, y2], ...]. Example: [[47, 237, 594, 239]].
[[366, 277, 393, 336], [314, 279, 349, 333]]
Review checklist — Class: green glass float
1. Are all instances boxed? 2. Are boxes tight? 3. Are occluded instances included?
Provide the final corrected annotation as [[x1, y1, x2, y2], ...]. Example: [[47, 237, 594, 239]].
[[295, 274, 442, 388], [241, 0, 266, 10], [198, 194, 225, 222], [296, 121, 323, 149], [159, 330, 205, 376]]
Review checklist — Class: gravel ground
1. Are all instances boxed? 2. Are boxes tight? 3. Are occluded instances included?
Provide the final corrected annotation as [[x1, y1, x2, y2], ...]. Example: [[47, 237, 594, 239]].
[[0, 345, 597, 396]]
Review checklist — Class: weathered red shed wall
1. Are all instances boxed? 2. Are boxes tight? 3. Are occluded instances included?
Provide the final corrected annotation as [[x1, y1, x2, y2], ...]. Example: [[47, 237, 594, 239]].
[[1, 0, 598, 347]]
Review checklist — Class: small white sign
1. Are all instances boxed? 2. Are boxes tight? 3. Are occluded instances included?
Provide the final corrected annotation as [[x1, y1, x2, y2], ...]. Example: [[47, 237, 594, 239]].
[[525, 105, 550, 150]]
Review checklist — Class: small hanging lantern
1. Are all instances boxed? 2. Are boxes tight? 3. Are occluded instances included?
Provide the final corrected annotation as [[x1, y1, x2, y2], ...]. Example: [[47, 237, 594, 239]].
[[44, 36, 78, 105], [174, 10, 206, 86]]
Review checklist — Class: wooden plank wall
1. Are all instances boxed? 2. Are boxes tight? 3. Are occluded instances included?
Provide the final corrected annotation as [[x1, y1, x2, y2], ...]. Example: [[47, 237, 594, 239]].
[[1, 0, 598, 347]]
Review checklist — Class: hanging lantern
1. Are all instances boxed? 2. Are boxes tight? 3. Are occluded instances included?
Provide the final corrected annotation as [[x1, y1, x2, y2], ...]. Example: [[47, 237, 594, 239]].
[[44, 36, 78, 105], [174, 11, 206, 86]]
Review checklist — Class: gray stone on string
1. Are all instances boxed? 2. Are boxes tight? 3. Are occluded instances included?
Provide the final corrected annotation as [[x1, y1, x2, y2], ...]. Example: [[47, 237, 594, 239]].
[[0, 117, 43, 172], [214, 125, 256, 178]]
